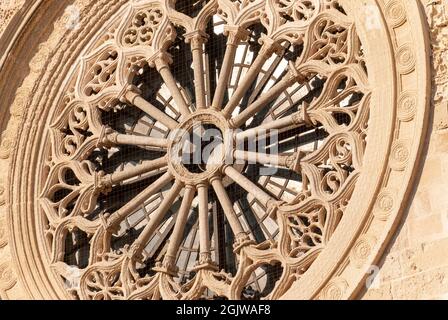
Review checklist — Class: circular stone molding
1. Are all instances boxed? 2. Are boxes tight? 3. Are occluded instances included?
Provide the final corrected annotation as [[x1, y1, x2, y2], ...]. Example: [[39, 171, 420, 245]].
[[167, 109, 230, 185], [0, 0, 430, 300]]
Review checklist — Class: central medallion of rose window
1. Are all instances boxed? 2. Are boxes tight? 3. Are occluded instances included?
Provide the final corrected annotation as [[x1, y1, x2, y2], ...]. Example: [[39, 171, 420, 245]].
[[168, 110, 230, 184]]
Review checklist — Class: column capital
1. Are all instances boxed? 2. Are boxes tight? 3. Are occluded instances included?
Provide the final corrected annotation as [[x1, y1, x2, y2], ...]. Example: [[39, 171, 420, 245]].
[[193, 253, 219, 272], [286, 150, 309, 173], [95, 170, 113, 195], [120, 84, 141, 104], [185, 30, 209, 49], [292, 102, 313, 127], [128, 241, 145, 263], [209, 174, 224, 184], [233, 233, 256, 253], [98, 212, 112, 230], [259, 36, 284, 57], [267, 199, 285, 220], [224, 25, 250, 45], [197, 181, 209, 189], [221, 164, 234, 175], [185, 184, 197, 191], [97, 125, 117, 149], [287, 61, 307, 83], [148, 51, 173, 71], [153, 256, 179, 276]]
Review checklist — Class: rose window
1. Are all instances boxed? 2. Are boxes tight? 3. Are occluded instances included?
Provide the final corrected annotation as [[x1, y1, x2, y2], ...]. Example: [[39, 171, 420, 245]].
[[38, 0, 371, 300]]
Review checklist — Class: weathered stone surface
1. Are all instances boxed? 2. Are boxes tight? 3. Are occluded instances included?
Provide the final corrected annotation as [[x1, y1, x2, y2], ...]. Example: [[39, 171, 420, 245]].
[[362, 282, 393, 300], [0, 0, 25, 35], [362, 0, 448, 300], [391, 265, 448, 300], [0, 0, 445, 300]]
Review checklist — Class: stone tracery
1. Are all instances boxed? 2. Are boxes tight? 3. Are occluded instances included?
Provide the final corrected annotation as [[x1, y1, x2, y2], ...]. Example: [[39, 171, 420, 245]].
[[0, 0, 431, 301], [37, 0, 370, 300]]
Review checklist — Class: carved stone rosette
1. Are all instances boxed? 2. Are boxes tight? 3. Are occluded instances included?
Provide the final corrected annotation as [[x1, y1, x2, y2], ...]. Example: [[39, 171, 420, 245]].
[[0, 0, 430, 300]]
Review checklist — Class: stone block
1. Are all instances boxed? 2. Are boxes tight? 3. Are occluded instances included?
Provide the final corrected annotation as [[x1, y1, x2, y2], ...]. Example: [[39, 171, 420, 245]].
[[391, 265, 448, 300], [362, 282, 393, 300], [379, 251, 404, 282], [409, 214, 445, 245]]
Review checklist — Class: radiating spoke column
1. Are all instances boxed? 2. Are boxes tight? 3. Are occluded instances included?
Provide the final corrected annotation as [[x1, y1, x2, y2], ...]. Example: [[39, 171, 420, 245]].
[[123, 88, 179, 130], [210, 176, 254, 252], [229, 65, 306, 128], [102, 156, 168, 186], [223, 165, 283, 218], [129, 180, 184, 260], [235, 103, 311, 141], [150, 53, 192, 117], [186, 31, 209, 110], [104, 172, 174, 229], [74, 158, 170, 214], [233, 150, 305, 173], [212, 26, 250, 111], [99, 128, 170, 149], [222, 38, 284, 118], [157, 184, 196, 275], [196, 182, 216, 269]]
